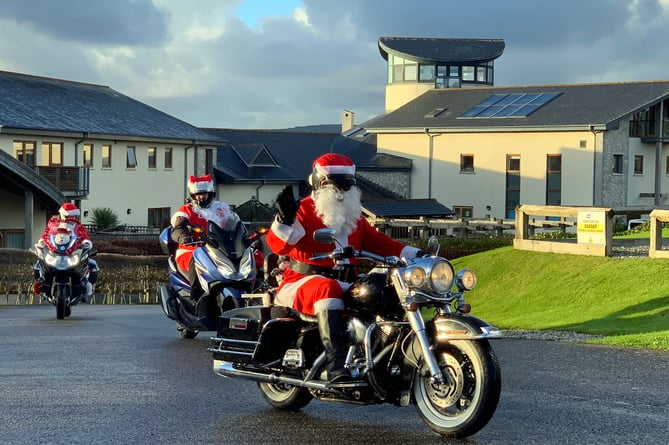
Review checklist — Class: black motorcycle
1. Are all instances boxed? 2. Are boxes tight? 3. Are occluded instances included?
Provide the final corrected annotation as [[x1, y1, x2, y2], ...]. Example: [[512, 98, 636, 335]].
[[209, 229, 502, 438]]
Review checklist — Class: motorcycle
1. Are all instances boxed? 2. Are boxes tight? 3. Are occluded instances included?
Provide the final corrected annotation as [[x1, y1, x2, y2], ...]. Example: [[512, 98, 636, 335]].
[[32, 226, 97, 320], [209, 229, 502, 438], [159, 217, 265, 339]]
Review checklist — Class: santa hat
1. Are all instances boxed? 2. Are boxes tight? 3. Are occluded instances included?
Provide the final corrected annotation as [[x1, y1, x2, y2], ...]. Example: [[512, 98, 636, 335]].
[[312, 153, 355, 177], [58, 202, 80, 219], [188, 174, 215, 195]]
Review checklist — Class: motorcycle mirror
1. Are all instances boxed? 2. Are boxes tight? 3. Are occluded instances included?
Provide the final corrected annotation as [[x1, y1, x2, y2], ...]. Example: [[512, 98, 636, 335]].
[[427, 235, 440, 256], [313, 228, 337, 244]]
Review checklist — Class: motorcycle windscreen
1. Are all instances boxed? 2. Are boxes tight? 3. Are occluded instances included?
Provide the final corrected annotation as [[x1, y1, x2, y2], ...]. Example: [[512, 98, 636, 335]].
[[207, 219, 247, 260]]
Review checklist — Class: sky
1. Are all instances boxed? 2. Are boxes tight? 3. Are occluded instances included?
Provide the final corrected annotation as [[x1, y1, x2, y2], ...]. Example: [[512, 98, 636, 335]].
[[0, 0, 668, 130]]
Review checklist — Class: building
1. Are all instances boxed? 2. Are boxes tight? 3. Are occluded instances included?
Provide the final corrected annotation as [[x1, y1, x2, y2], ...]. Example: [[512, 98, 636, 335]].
[[339, 37, 669, 221], [0, 71, 223, 248]]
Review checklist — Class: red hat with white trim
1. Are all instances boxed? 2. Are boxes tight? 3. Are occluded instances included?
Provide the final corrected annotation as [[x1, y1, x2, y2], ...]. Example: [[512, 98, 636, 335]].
[[58, 202, 80, 219], [309, 153, 357, 190], [188, 174, 215, 195]]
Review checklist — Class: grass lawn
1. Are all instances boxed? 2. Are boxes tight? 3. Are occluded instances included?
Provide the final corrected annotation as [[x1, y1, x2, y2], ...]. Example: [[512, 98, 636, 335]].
[[451, 246, 669, 350]]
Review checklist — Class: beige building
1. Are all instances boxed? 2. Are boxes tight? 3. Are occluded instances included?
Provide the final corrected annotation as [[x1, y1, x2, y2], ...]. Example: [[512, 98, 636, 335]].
[[347, 37, 669, 221], [0, 71, 222, 248]]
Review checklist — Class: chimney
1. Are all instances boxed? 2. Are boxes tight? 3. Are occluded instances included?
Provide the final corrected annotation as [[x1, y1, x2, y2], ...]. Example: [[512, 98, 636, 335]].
[[341, 109, 355, 133]]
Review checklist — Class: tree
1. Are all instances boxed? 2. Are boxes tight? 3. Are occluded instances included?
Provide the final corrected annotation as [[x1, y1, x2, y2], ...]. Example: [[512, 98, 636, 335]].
[[90, 207, 120, 230]]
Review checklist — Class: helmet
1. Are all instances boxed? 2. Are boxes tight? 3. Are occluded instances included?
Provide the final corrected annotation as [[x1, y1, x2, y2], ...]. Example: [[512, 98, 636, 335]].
[[58, 202, 80, 219], [309, 153, 357, 191], [188, 174, 215, 208]]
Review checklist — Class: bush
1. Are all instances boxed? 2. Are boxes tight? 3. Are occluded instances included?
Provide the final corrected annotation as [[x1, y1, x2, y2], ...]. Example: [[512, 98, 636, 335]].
[[90, 207, 121, 230]]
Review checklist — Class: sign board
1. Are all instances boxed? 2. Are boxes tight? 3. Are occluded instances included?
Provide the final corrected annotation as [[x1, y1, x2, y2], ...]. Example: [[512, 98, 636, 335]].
[[577, 210, 606, 245]]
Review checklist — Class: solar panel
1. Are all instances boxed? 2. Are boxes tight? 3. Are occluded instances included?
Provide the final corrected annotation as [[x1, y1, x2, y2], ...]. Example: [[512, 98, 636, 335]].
[[459, 92, 560, 118]]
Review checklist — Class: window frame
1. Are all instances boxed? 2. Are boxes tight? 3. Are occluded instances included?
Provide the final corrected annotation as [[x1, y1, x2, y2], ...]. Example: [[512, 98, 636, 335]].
[[101, 144, 112, 168], [83, 143, 94, 168], [126, 146, 137, 169], [460, 154, 475, 173], [634, 155, 644, 175], [164, 147, 173, 169], [148, 146, 157, 169], [13, 140, 36, 166]]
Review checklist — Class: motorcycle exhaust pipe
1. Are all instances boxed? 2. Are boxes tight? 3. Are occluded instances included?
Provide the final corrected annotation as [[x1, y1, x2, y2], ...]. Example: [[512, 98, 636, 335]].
[[213, 359, 331, 391]]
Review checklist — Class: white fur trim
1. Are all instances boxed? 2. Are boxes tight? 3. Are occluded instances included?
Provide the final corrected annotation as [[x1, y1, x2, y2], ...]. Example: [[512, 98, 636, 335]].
[[401, 245, 422, 259], [271, 218, 306, 245], [274, 275, 319, 307], [170, 210, 188, 226], [314, 164, 355, 176], [313, 297, 345, 313]]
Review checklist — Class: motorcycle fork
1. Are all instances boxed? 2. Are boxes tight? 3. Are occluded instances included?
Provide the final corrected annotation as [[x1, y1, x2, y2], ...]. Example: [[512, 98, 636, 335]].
[[406, 310, 448, 385]]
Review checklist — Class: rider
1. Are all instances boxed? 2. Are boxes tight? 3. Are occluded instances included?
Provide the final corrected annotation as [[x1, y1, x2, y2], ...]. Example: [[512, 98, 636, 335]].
[[265, 153, 422, 384], [170, 174, 240, 324], [33, 202, 99, 301]]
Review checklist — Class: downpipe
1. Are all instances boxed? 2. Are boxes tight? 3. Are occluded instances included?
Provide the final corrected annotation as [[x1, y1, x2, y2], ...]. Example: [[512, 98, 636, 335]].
[[213, 359, 332, 391]]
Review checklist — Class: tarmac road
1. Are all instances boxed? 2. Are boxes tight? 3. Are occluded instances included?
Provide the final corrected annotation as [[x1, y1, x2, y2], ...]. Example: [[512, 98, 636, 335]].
[[0, 304, 667, 445]]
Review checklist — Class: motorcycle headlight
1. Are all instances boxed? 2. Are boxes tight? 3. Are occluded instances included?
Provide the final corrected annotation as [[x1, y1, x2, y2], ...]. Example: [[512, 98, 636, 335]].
[[403, 267, 426, 288], [403, 258, 454, 295], [456, 268, 478, 290]]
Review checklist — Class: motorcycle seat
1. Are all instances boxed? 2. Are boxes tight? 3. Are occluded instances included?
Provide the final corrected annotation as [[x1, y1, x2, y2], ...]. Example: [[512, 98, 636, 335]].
[[271, 305, 318, 324]]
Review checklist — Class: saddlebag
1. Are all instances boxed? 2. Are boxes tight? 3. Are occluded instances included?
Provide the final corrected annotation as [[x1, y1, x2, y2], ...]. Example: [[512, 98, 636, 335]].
[[211, 306, 301, 365]]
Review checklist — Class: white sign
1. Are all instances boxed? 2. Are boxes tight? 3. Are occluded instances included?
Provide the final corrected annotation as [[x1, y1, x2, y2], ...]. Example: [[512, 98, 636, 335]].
[[577, 210, 606, 245]]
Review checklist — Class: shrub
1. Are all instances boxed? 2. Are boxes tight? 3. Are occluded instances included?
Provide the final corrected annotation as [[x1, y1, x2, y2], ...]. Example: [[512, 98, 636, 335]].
[[90, 207, 121, 230]]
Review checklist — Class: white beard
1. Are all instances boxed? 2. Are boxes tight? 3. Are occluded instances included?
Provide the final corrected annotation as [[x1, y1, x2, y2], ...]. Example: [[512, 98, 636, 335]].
[[314, 186, 362, 237]]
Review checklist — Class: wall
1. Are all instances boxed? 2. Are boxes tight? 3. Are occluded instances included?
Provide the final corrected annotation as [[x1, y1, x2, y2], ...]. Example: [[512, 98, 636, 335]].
[[385, 83, 435, 112], [376, 130, 596, 220]]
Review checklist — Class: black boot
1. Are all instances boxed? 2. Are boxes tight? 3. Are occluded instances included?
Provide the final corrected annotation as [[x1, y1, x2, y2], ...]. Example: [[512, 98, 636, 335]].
[[317, 309, 350, 384]]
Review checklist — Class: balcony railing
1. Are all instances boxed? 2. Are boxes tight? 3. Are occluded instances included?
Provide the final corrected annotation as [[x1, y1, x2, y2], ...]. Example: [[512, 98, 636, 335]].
[[36, 166, 89, 198]]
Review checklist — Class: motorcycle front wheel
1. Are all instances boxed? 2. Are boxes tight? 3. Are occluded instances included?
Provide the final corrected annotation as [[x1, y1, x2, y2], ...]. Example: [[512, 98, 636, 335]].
[[413, 339, 501, 439], [257, 382, 312, 411], [56, 287, 67, 320]]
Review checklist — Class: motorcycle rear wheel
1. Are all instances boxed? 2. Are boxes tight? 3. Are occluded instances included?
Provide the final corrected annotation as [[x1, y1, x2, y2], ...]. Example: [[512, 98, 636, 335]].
[[257, 382, 312, 411], [413, 339, 501, 438]]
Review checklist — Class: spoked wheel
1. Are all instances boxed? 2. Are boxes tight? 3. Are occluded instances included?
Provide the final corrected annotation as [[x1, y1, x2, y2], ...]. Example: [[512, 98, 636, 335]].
[[258, 382, 312, 411], [413, 340, 501, 438], [176, 323, 198, 339]]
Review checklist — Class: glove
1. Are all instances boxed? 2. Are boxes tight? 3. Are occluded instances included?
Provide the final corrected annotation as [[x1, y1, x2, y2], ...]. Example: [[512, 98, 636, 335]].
[[179, 235, 195, 245], [275, 186, 298, 225]]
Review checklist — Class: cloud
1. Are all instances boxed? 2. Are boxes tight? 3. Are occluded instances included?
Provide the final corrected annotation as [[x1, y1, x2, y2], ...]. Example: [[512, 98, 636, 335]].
[[0, 0, 668, 129]]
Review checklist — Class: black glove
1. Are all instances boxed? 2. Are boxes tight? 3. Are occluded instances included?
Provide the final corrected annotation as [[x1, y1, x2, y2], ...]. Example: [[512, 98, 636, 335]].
[[275, 186, 298, 225], [179, 235, 195, 245]]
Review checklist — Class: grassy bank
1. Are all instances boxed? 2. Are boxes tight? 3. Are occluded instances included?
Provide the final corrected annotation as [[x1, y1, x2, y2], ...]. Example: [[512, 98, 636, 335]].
[[452, 246, 669, 350]]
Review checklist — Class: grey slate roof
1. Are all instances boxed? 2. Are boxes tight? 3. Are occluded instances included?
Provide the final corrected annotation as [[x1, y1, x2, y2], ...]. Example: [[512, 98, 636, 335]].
[[363, 199, 455, 219], [205, 127, 411, 202], [365, 81, 669, 131], [378, 37, 505, 64], [0, 70, 223, 143]]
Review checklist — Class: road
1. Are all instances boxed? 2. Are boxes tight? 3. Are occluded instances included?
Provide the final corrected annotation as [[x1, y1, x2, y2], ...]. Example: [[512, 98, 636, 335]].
[[0, 304, 667, 445]]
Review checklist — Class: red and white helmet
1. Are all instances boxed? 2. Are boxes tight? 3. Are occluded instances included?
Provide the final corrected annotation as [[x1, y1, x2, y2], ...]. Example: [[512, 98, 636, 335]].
[[309, 153, 357, 191], [187, 174, 216, 208], [58, 202, 80, 219]]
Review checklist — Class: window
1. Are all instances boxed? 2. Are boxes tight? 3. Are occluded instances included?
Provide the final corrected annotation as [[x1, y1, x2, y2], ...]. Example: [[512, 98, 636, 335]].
[[83, 143, 93, 167], [13, 141, 36, 166], [148, 147, 156, 169], [665, 156, 669, 175], [418, 64, 435, 82], [101, 144, 112, 168], [634, 155, 644, 174], [506, 155, 521, 219], [453, 206, 473, 219], [404, 63, 417, 81], [126, 146, 137, 169], [613, 154, 623, 174], [205, 148, 213, 174], [460, 154, 475, 173], [462, 66, 475, 81], [148, 207, 171, 228], [164, 147, 173, 169], [546, 155, 562, 206], [43, 142, 63, 165]]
